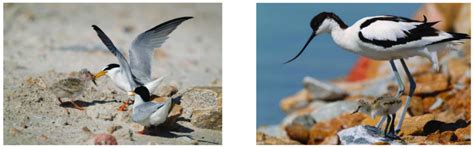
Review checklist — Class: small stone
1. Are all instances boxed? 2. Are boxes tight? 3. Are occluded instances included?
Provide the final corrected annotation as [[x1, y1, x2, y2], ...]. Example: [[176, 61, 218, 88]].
[[257, 132, 300, 145], [454, 125, 470, 141], [159, 102, 183, 129], [409, 96, 424, 116], [191, 108, 222, 130], [320, 135, 339, 145], [285, 123, 309, 144], [414, 73, 448, 94], [280, 89, 310, 113], [310, 100, 357, 122], [257, 125, 288, 139], [107, 125, 122, 134], [400, 114, 436, 136], [337, 125, 403, 145], [158, 84, 178, 97], [303, 76, 347, 101], [94, 134, 118, 145], [426, 131, 457, 144], [181, 87, 221, 118]]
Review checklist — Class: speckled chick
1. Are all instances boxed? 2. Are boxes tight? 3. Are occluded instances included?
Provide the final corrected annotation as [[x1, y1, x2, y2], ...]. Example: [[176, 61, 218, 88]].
[[50, 68, 95, 110]]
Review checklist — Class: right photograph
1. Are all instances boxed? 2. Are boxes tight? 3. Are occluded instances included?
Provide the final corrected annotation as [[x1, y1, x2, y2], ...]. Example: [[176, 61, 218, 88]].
[[257, 3, 470, 145]]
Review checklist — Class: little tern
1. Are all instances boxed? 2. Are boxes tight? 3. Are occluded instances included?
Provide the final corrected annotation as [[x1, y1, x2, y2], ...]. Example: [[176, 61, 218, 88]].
[[92, 16, 192, 109]]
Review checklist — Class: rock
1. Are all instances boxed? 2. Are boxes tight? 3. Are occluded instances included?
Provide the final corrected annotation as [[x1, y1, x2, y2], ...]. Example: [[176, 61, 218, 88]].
[[454, 125, 470, 141], [400, 114, 435, 136], [310, 100, 357, 122], [447, 59, 469, 85], [287, 114, 315, 130], [257, 132, 300, 145], [426, 131, 457, 144], [181, 87, 221, 118], [93, 133, 118, 145], [414, 73, 448, 94], [280, 89, 310, 113], [107, 125, 122, 134], [337, 125, 403, 145], [308, 113, 366, 144], [285, 123, 309, 144], [320, 135, 339, 145], [158, 84, 178, 97], [409, 96, 424, 116], [303, 76, 347, 101], [191, 108, 221, 130], [257, 125, 288, 139]]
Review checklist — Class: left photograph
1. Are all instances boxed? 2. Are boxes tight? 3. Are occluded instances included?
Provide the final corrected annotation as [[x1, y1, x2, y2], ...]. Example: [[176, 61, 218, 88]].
[[4, 3, 222, 145]]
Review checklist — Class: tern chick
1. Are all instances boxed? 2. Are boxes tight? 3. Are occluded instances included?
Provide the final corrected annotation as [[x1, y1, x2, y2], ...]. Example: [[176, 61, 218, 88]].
[[353, 94, 402, 139], [50, 69, 96, 110]]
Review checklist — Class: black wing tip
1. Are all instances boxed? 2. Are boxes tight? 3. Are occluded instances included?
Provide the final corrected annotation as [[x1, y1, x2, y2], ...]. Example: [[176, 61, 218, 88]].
[[450, 32, 471, 39]]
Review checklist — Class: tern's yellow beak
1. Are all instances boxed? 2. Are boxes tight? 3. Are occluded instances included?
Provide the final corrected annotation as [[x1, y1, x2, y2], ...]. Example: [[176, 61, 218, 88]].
[[94, 70, 107, 79], [128, 91, 136, 96]]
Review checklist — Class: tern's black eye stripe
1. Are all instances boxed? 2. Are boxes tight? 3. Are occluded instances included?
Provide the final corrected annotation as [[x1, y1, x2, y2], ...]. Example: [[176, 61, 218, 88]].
[[104, 63, 120, 71]]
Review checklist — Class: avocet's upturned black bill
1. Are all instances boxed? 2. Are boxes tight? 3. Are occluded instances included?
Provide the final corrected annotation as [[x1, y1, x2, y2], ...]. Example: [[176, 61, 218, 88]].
[[285, 11, 470, 138]]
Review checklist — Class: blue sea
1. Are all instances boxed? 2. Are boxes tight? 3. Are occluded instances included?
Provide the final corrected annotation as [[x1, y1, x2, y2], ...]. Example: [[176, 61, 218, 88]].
[[257, 3, 421, 127]]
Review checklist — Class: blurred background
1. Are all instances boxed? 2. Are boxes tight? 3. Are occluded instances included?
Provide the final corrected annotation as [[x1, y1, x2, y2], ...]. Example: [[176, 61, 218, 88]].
[[257, 3, 421, 127]]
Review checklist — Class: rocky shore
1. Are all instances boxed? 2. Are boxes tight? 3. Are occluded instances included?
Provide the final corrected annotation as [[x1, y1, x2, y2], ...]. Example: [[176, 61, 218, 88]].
[[257, 3, 470, 145]]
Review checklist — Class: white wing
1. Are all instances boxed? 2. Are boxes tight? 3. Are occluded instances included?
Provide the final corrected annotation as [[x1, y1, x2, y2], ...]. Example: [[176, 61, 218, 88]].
[[92, 25, 140, 88], [129, 17, 193, 83]]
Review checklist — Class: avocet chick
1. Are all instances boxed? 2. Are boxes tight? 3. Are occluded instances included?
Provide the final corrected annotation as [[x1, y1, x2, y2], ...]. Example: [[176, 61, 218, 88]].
[[352, 95, 402, 139], [50, 68, 97, 110]]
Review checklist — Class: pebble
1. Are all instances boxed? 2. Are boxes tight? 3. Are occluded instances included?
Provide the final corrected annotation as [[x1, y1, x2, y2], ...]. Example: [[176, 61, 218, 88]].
[[94, 133, 118, 145], [310, 100, 357, 122], [337, 125, 403, 145], [303, 76, 347, 101]]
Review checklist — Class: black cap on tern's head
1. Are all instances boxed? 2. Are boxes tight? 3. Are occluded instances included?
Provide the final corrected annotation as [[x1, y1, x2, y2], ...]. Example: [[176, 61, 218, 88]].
[[134, 86, 151, 102], [284, 12, 347, 64], [103, 63, 120, 71]]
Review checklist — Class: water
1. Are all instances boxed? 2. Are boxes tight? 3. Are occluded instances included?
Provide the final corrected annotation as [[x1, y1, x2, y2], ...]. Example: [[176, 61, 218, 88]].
[[257, 3, 421, 127]]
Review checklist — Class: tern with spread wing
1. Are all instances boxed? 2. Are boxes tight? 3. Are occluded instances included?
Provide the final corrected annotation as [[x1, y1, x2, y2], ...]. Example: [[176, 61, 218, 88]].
[[92, 17, 192, 110]]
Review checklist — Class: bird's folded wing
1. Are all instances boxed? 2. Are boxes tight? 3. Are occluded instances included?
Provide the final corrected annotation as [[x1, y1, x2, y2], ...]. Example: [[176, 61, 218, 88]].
[[132, 102, 165, 122], [92, 25, 141, 87], [129, 16, 193, 83], [358, 16, 446, 49]]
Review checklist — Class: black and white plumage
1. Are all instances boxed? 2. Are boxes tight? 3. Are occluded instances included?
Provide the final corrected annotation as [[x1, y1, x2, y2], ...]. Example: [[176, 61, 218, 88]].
[[285, 12, 470, 135], [92, 17, 192, 131], [93, 16, 193, 95]]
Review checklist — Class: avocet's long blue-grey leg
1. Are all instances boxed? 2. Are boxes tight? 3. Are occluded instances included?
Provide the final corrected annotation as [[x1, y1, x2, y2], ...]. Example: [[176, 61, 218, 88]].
[[390, 60, 406, 97], [376, 60, 405, 128], [395, 59, 416, 133]]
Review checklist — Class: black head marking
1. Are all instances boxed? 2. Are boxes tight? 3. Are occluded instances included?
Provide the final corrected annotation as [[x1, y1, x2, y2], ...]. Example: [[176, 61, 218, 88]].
[[103, 63, 120, 71], [134, 86, 151, 102], [310, 12, 348, 32]]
